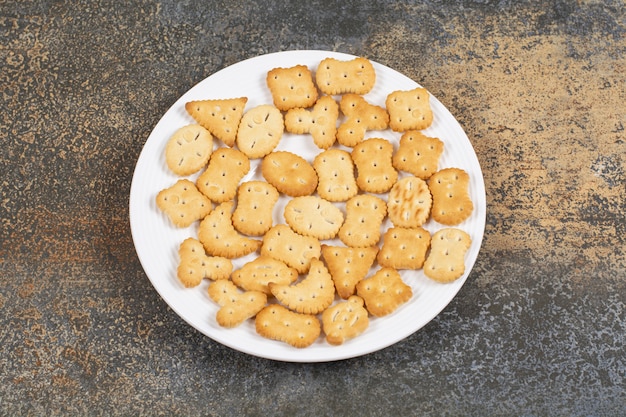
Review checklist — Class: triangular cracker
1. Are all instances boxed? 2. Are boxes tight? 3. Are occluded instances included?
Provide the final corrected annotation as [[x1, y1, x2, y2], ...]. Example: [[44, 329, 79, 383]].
[[321, 245, 378, 299], [185, 97, 247, 147]]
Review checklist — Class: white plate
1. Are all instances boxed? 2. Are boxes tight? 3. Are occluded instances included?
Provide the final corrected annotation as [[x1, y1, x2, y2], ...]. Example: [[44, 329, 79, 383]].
[[130, 50, 486, 362]]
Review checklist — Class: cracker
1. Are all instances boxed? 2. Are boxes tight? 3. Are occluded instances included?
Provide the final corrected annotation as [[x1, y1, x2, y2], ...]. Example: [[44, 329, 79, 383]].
[[208, 279, 267, 328], [386, 88, 433, 132], [198, 201, 262, 258], [284, 196, 344, 240], [185, 97, 247, 147], [377, 227, 431, 270], [316, 57, 376, 95], [231, 256, 298, 295], [338, 194, 387, 248], [177, 238, 232, 288], [156, 179, 212, 228], [392, 131, 444, 179], [351, 138, 398, 193], [312, 149, 358, 202], [197, 147, 250, 203], [261, 151, 318, 197], [232, 181, 279, 236], [428, 168, 473, 225], [236, 104, 284, 159], [322, 295, 369, 345], [387, 176, 432, 228], [165, 124, 214, 176], [269, 258, 335, 315], [284, 95, 339, 149], [260, 224, 321, 274], [321, 245, 378, 299], [356, 267, 413, 317], [336, 94, 389, 147], [266, 65, 318, 111], [423, 228, 471, 283], [255, 304, 321, 348]]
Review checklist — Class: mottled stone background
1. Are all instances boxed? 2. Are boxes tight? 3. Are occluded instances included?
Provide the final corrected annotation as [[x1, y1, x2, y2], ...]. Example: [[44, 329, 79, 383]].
[[1, 1, 624, 416]]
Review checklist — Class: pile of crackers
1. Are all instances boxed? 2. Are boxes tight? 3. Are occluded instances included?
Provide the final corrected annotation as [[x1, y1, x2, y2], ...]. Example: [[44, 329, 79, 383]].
[[155, 56, 473, 348]]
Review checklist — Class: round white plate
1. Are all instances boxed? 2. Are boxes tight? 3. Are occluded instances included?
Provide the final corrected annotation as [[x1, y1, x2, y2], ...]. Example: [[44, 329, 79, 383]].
[[130, 50, 486, 362]]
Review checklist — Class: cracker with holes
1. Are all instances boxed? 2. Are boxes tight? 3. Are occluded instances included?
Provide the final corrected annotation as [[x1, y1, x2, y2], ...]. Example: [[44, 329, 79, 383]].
[[321, 245, 378, 299], [198, 201, 262, 258], [269, 258, 335, 315], [392, 131, 444, 179], [156, 179, 212, 228], [177, 238, 232, 288], [387, 176, 432, 228], [197, 147, 250, 203], [338, 194, 387, 248], [337, 94, 389, 147], [165, 124, 213, 176], [185, 97, 247, 147], [322, 295, 370, 345], [356, 267, 413, 317], [284, 196, 344, 240], [260, 224, 321, 274], [266, 65, 318, 111], [352, 138, 398, 194], [386, 87, 433, 132], [261, 151, 318, 197], [255, 304, 321, 348], [236, 104, 284, 159], [428, 167, 473, 225], [284, 95, 339, 149], [423, 228, 471, 283], [231, 256, 298, 295], [316, 57, 376, 95], [208, 280, 267, 328], [313, 149, 358, 202], [377, 226, 431, 270], [232, 181, 279, 236]]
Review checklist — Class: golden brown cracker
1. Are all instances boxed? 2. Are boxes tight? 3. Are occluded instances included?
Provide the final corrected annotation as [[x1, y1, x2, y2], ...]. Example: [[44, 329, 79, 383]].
[[269, 259, 335, 315], [255, 304, 321, 348], [337, 94, 389, 147], [232, 181, 279, 236], [423, 228, 471, 283], [196, 147, 250, 203], [321, 245, 378, 299], [177, 238, 232, 288], [338, 194, 387, 248], [284, 196, 344, 240], [392, 130, 444, 179], [316, 57, 376, 95], [387, 176, 432, 228], [156, 179, 213, 228], [428, 168, 473, 225], [356, 267, 413, 317], [260, 224, 322, 274], [312, 149, 358, 202], [231, 256, 298, 295], [208, 279, 267, 328], [261, 151, 318, 197], [165, 124, 213, 176], [284, 95, 339, 149], [198, 201, 262, 259], [236, 104, 284, 159], [185, 97, 247, 147], [351, 138, 398, 193], [377, 227, 431, 270], [322, 295, 370, 345], [386, 88, 433, 132], [266, 65, 318, 111]]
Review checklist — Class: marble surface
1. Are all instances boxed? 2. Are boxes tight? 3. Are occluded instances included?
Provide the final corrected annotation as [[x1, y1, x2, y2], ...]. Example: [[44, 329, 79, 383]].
[[1, 1, 624, 416]]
